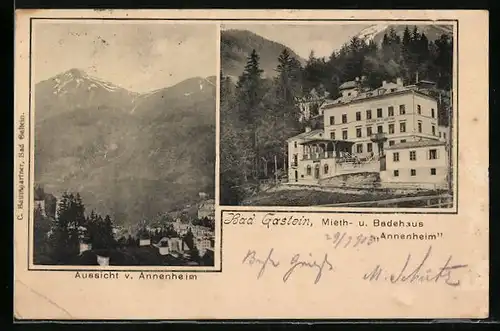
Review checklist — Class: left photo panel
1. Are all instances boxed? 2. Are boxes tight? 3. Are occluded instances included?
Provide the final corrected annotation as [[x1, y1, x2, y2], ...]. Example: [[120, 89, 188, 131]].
[[30, 20, 219, 269]]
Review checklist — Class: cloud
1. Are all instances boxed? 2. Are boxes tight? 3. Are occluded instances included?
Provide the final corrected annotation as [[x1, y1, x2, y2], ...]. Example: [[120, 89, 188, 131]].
[[222, 23, 369, 58], [33, 21, 217, 92]]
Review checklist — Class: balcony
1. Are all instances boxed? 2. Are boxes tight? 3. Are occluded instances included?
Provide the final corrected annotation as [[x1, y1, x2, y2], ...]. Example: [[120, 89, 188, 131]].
[[302, 151, 335, 161], [370, 132, 388, 143]]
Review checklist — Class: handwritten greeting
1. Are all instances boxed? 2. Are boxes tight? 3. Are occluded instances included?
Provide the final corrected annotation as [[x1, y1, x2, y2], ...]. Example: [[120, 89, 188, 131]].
[[242, 248, 334, 284]]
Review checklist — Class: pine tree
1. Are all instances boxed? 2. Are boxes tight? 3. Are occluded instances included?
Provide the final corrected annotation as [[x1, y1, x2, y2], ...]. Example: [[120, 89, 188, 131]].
[[33, 203, 52, 264], [74, 193, 86, 230], [401, 26, 414, 83], [417, 33, 430, 80], [403, 26, 411, 47], [434, 34, 453, 90], [412, 26, 419, 39], [275, 49, 302, 112], [252, 49, 306, 180], [50, 192, 83, 263], [235, 49, 265, 179], [103, 215, 115, 248], [220, 71, 249, 204], [86, 209, 98, 244], [388, 27, 398, 43], [382, 33, 389, 47], [236, 49, 264, 126], [183, 229, 195, 250]]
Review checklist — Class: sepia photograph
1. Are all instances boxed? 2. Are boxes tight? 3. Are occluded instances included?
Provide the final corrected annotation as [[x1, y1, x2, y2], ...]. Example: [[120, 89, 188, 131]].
[[220, 23, 455, 208], [31, 20, 217, 267]]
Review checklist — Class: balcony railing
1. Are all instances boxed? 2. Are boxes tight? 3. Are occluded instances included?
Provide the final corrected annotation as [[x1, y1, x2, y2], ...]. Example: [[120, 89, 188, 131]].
[[302, 151, 335, 161]]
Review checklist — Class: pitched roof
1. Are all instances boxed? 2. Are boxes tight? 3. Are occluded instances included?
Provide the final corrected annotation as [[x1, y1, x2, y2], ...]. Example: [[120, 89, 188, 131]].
[[385, 139, 446, 150], [322, 85, 437, 110], [287, 129, 324, 141], [339, 80, 358, 90]]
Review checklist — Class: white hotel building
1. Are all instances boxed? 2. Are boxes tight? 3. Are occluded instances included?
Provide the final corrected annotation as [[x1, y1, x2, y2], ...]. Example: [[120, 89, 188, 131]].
[[287, 77, 451, 188]]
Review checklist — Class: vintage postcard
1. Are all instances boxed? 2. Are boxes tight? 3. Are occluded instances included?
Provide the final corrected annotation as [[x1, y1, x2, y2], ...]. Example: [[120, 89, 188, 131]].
[[14, 10, 489, 320]]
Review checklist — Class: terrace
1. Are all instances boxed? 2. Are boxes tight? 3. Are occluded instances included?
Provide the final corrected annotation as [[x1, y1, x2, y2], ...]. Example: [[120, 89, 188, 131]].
[[299, 139, 355, 161]]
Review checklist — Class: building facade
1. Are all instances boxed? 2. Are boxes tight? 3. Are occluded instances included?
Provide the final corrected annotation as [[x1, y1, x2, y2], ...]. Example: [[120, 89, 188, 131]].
[[322, 78, 440, 158], [287, 77, 450, 187], [197, 199, 215, 220], [381, 140, 449, 188]]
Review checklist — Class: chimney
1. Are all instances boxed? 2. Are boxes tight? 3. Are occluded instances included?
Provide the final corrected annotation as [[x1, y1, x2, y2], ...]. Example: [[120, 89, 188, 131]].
[[396, 77, 403, 86], [382, 80, 387, 87], [305, 126, 312, 133]]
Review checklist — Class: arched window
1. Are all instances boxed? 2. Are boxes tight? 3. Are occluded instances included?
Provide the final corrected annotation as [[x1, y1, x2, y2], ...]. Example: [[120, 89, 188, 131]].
[[324, 164, 329, 174], [306, 165, 312, 176]]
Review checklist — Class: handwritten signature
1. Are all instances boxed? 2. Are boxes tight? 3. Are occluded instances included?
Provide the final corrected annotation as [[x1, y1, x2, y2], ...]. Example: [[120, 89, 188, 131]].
[[363, 245, 468, 286], [242, 249, 334, 284]]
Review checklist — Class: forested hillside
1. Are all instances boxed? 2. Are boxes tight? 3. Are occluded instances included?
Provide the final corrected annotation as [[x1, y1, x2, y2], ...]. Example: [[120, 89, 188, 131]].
[[35, 70, 216, 225], [221, 29, 306, 78]]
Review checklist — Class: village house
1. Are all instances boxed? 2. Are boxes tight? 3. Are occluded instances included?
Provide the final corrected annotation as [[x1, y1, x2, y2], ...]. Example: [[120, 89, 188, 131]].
[[172, 219, 190, 236], [191, 225, 212, 238], [33, 186, 58, 219], [156, 237, 189, 256], [197, 199, 215, 221], [296, 86, 329, 122], [195, 237, 214, 256], [139, 238, 151, 246], [287, 77, 451, 187]]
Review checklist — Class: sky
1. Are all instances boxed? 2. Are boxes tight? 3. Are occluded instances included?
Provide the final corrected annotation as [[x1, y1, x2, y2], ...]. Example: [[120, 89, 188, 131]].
[[221, 23, 370, 59], [33, 21, 217, 92]]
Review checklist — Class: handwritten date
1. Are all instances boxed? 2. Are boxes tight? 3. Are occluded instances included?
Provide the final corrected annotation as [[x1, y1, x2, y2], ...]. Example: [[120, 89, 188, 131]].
[[325, 232, 378, 249], [242, 249, 334, 284]]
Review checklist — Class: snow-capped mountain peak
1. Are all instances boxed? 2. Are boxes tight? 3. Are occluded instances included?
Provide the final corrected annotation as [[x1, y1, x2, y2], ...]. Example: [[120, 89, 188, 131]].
[[353, 24, 454, 45], [50, 68, 127, 96], [355, 24, 391, 42]]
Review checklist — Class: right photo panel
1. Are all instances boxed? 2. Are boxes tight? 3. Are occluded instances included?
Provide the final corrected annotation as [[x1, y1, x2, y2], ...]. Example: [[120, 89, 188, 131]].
[[219, 22, 455, 209]]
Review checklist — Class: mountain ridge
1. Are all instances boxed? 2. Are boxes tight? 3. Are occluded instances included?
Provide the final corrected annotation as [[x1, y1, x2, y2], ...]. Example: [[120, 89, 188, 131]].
[[220, 25, 452, 79], [221, 29, 306, 78], [35, 69, 216, 225], [354, 24, 454, 45]]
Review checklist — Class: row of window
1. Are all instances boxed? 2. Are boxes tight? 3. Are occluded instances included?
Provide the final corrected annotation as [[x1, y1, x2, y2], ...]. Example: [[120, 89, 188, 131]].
[[305, 164, 330, 175], [393, 168, 438, 177], [354, 139, 409, 153], [392, 149, 439, 162], [332, 122, 406, 140], [417, 121, 437, 135], [304, 164, 439, 177], [331, 122, 437, 140], [328, 105, 436, 125]]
